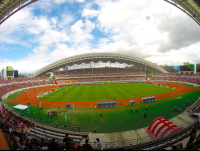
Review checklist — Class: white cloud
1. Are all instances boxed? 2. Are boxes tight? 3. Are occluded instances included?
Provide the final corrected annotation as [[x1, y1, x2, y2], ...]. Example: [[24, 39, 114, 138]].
[[1, 0, 200, 75], [58, 14, 75, 29], [82, 9, 100, 18], [70, 19, 95, 44], [76, 0, 85, 2]]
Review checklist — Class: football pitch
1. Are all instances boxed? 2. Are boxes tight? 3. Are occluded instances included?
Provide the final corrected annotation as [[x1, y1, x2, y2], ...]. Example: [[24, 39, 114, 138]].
[[6, 90, 200, 133], [39, 83, 176, 102]]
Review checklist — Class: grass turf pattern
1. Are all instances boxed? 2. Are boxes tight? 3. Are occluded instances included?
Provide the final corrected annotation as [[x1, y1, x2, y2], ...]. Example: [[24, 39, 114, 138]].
[[39, 83, 176, 102], [6, 90, 200, 133]]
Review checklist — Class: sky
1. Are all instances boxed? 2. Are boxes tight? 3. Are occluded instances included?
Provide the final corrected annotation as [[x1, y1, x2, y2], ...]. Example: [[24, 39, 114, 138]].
[[0, 0, 200, 74]]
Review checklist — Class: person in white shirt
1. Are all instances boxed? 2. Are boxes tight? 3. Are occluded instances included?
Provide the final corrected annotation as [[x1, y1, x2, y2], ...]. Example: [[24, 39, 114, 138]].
[[27, 134, 32, 143], [96, 138, 102, 150], [42, 143, 49, 150], [9, 127, 12, 134]]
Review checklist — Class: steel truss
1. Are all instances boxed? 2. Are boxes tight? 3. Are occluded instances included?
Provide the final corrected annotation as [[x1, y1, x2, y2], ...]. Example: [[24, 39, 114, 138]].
[[0, 0, 199, 26], [0, 0, 38, 25], [164, 0, 200, 26]]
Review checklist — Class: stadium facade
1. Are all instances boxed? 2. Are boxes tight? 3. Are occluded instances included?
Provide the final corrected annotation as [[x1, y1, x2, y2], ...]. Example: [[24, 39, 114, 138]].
[[31, 52, 168, 78]]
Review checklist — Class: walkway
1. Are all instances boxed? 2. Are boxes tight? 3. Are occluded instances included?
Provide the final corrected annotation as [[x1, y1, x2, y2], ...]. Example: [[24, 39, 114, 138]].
[[89, 111, 195, 149]]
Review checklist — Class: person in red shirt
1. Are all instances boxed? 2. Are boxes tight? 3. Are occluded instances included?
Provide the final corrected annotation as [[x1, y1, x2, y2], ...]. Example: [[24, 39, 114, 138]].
[[19, 130, 23, 140], [5, 123, 9, 130], [82, 139, 93, 150], [63, 134, 71, 149], [70, 140, 78, 150]]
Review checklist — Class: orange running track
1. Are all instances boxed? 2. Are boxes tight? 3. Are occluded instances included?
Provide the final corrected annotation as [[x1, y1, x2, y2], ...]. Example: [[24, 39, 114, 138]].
[[6, 82, 198, 109]]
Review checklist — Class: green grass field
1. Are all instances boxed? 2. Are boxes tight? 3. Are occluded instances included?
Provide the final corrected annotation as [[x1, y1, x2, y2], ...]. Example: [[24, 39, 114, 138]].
[[5, 89, 200, 133], [39, 83, 176, 102]]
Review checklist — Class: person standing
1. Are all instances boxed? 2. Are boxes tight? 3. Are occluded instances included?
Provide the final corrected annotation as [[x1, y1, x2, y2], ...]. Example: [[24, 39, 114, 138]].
[[131, 109, 132, 113], [187, 128, 196, 147], [96, 138, 102, 150], [146, 106, 148, 111], [63, 134, 71, 150], [197, 115, 200, 139]]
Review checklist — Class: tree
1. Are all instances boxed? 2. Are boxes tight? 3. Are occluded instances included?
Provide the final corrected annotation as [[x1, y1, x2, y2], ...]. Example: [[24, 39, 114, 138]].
[[196, 64, 200, 72], [159, 65, 178, 73]]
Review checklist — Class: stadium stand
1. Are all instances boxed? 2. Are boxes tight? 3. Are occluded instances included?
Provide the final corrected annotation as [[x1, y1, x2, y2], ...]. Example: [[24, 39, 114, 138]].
[[152, 72, 200, 86], [1, 102, 199, 150], [55, 68, 146, 84], [0, 77, 51, 98], [1, 75, 200, 150]]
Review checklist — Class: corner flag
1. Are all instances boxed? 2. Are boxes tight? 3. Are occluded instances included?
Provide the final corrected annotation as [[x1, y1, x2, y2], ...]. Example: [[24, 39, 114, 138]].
[[72, 102, 74, 114], [64, 110, 67, 124], [39, 101, 43, 108], [28, 104, 30, 115]]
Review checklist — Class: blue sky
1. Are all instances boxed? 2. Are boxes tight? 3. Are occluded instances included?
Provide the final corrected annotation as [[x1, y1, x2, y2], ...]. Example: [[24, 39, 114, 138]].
[[0, 0, 200, 74]]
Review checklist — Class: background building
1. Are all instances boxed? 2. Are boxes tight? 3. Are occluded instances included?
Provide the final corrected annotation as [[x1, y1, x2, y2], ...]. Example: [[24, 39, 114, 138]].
[[1, 66, 18, 79]]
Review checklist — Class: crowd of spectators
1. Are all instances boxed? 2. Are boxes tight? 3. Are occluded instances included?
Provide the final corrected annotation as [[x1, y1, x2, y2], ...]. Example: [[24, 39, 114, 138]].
[[152, 72, 200, 85], [57, 77, 146, 84], [0, 77, 52, 98], [0, 104, 103, 150], [1, 103, 200, 150], [0, 104, 34, 131], [55, 68, 145, 76]]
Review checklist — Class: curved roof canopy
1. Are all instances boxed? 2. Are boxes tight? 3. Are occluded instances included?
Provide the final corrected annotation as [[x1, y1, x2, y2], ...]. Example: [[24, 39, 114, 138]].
[[31, 52, 167, 77], [0, 0, 200, 26]]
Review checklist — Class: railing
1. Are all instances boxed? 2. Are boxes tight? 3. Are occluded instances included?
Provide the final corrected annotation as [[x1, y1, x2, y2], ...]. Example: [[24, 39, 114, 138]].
[[79, 118, 198, 150]]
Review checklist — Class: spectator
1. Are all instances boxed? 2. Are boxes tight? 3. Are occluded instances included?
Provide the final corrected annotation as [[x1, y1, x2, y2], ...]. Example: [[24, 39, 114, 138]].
[[96, 138, 102, 150], [42, 143, 49, 150], [82, 139, 93, 150], [19, 142, 25, 150], [187, 128, 196, 146], [39, 138, 44, 148], [19, 130, 24, 140], [27, 134, 32, 143], [63, 134, 71, 149], [70, 140, 78, 150]]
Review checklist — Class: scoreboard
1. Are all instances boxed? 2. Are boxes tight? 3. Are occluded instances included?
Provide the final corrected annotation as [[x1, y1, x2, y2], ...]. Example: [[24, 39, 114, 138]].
[[178, 64, 195, 72], [7, 71, 14, 76]]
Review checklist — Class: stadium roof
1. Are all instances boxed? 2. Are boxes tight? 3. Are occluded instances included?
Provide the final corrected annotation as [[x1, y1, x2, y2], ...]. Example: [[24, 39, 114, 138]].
[[31, 52, 168, 77], [0, 0, 200, 26]]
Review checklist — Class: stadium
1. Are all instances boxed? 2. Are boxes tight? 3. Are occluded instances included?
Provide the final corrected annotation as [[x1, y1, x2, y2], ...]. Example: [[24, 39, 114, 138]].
[[0, 0, 200, 150]]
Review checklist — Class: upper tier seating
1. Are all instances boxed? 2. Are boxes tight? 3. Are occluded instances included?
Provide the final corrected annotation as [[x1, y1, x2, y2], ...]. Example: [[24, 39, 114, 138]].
[[58, 77, 146, 84], [55, 68, 145, 77]]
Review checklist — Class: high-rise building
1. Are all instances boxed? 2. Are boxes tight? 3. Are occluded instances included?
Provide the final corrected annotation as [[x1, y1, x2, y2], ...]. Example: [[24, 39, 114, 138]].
[[1, 68, 6, 79], [14, 70, 18, 78]]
